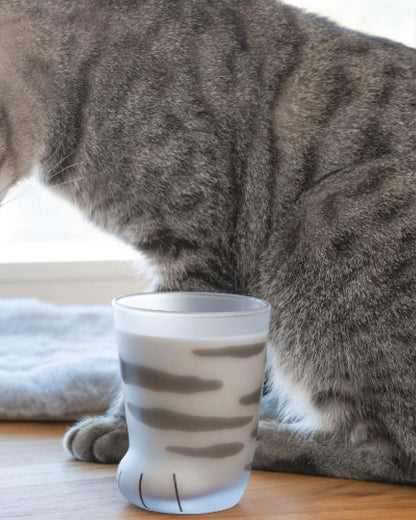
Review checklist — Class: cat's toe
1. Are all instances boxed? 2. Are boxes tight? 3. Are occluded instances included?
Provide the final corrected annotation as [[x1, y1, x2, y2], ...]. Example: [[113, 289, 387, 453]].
[[92, 427, 129, 463], [63, 416, 128, 463]]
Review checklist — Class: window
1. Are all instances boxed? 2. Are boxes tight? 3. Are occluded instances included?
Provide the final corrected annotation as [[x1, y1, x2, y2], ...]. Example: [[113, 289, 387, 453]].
[[0, 170, 152, 304], [0, 169, 138, 264], [287, 0, 416, 48]]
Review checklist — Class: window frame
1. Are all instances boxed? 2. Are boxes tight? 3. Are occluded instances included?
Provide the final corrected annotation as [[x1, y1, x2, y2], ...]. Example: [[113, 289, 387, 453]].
[[0, 260, 153, 305]]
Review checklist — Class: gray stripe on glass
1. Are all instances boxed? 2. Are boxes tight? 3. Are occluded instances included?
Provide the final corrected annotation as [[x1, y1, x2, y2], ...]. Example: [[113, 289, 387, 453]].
[[127, 402, 253, 431], [120, 359, 223, 393], [239, 385, 263, 405], [166, 442, 245, 458], [192, 342, 266, 358]]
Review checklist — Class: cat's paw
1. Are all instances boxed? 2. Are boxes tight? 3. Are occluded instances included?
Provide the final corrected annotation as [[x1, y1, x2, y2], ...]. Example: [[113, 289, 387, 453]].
[[63, 415, 128, 463], [252, 419, 289, 470]]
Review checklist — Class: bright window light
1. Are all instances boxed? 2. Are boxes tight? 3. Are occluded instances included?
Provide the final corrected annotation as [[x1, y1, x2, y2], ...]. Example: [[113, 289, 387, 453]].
[[286, 0, 416, 48], [0, 170, 139, 263]]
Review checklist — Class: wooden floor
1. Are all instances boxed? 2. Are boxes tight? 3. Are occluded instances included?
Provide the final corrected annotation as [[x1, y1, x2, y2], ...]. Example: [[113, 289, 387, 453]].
[[1, 422, 415, 519]]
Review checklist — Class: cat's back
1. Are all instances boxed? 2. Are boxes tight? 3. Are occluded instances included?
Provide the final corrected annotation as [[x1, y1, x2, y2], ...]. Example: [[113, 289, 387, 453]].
[[270, 4, 416, 196]]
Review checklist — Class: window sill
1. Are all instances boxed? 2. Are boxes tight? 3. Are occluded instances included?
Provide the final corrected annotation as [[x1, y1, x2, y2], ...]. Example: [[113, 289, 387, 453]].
[[0, 239, 139, 263], [0, 258, 154, 305]]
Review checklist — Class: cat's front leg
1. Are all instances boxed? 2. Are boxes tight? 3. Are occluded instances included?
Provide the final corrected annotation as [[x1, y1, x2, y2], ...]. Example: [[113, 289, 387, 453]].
[[64, 391, 128, 463]]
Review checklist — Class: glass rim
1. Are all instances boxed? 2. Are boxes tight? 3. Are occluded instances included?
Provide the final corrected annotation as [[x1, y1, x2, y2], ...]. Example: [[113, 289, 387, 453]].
[[112, 291, 271, 318]]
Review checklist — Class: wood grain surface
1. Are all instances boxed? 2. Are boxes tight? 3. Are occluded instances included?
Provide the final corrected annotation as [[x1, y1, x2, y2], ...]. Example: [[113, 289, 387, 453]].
[[1, 422, 415, 519]]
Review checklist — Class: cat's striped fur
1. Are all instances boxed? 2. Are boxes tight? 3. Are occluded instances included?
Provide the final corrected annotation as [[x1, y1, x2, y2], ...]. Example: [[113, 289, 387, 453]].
[[0, 0, 415, 484]]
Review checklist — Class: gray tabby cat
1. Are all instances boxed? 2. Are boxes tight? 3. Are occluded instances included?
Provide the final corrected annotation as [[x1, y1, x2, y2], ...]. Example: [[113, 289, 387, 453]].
[[0, 0, 415, 484]]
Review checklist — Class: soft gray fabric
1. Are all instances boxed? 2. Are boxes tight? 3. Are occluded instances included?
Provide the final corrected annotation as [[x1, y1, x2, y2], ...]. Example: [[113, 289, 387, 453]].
[[0, 298, 120, 420]]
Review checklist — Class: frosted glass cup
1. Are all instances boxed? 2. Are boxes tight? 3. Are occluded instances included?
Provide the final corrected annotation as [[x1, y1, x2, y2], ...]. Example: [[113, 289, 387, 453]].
[[112, 292, 271, 515]]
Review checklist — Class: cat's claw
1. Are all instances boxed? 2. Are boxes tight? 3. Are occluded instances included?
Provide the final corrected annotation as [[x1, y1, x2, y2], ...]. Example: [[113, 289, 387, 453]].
[[64, 415, 128, 464]]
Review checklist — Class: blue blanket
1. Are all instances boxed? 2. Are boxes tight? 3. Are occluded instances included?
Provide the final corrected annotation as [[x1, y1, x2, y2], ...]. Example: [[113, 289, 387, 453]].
[[0, 298, 120, 420]]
